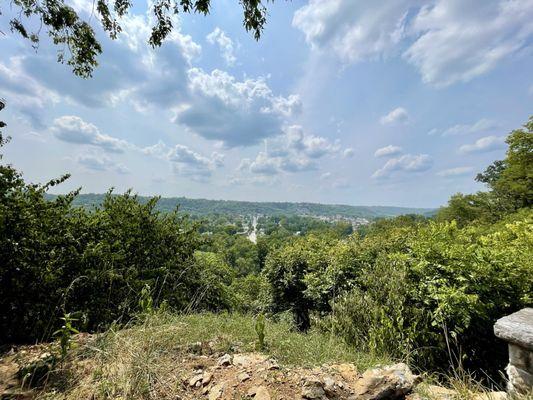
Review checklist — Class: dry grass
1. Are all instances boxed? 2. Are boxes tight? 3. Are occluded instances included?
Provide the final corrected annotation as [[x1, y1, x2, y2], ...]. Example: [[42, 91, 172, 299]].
[[35, 312, 387, 399]]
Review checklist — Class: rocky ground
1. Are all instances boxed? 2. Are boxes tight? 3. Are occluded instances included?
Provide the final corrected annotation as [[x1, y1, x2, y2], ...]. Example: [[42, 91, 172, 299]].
[[0, 337, 511, 400]]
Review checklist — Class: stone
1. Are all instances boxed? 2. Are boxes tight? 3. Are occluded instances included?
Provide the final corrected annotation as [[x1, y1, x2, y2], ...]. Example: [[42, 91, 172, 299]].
[[472, 392, 507, 400], [506, 364, 533, 395], [202, 371, 214, 385], [265, 359, 279, 370], [323, 376, 336, 396], [494, 308, 533, 351], [238, 372, 251, 382], [301, 378, 326, 399], [509, 344, 533, 371], [188, 374, 203, 387], [208, 382, 225, 400], [421, 385, 457, 399], [332, 363, 359, 382], [217, 354, 232, 367], [352, 363, 420, 400], [494, 308, 533, 394], [252, 385, 271, 400]]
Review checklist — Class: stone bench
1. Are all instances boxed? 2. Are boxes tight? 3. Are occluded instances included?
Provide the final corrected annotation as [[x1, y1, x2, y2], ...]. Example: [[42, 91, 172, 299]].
[[494, 308, 533, 394]]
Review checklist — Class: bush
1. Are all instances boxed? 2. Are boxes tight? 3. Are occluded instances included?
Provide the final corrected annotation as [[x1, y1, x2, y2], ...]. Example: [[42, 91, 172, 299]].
[[326, 211, 533, 374]]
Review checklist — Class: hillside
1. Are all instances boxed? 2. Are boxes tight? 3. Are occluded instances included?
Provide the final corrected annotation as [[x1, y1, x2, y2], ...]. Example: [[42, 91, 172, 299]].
[[46, 193, 436, 219], [0, 313, 512, 400]]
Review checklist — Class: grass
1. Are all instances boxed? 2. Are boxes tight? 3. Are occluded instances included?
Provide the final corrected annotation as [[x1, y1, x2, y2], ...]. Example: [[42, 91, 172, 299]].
[[35, 312, 387, 399], [31, 312, 533, 400]]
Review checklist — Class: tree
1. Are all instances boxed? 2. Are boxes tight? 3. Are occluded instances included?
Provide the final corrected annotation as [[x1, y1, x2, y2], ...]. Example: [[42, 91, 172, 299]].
[[263, 235, 332, 331], [439, 116, 532, 224], [3, 0, 273, 77]]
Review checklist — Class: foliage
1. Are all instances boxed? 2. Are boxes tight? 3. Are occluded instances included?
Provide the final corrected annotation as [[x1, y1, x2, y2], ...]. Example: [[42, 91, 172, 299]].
[[254, 313, 266, 350], [229, 274, 271, 314], [1, 131, 233, 343], [54, 313, 80, 359], [3, 0, 271, 77], [55, 192, 434, 219], [438, 117, 532, 224]]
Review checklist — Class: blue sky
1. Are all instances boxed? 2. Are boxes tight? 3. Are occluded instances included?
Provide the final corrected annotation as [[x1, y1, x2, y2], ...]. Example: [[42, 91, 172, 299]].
[[1, 0, 532, 207]]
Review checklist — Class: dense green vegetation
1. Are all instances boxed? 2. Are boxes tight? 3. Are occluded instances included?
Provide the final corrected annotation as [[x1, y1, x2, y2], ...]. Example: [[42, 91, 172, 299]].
[[47, 192, 435, 219], [0, 115, 531, 382]]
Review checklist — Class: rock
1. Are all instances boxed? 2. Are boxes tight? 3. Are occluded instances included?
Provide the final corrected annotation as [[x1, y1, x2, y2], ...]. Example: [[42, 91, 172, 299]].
[[332, 363, 359, 382], [420, 385, 457, 399], [217, 354, 232, 367], [188, 373, 203, 387], [323, 376, 336, 396], [202, 371, 213, 385], [302, 378, 326, 399], [506, 364, 533, 395], [248, 385, 271, 400], [494, 308, 533, 351], [238, 372, 251, 382], [233, 353, 267, 368], [265, 359, 279, 370], [352, 363, 419, 400], [208, 382, 225, 400], [473, 392, 507, 400]]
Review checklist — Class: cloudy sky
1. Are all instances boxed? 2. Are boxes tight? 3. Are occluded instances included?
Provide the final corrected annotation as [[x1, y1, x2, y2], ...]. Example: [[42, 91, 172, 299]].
[[1, 0, 532, 207]]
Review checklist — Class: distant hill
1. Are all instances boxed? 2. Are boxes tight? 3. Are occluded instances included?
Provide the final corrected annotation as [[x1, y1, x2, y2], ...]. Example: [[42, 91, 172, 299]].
[[46, 193, 436, 219]]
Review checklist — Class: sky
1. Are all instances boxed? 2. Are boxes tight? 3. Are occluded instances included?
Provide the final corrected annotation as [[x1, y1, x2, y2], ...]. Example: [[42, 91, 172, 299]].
[[0, 0, 532, 208]]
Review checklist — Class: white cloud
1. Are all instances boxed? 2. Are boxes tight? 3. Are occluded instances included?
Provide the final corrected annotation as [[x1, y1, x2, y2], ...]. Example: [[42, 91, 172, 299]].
[[51, 116, 130, 153], [343, 148, 355, 158], [430, 118, 499, 137], [437, 166, 474, 177], [459, 135, 506, 154], [207, 27, 237, 66], [174, 68, 302, 147], [380, 107, 409, 126], [167, 144, 222, 180], [293, 0, 533, 86], [372, 153, 432, 179], [0, 57, 59, 128], [76, 153, 129, 174], [237, 124, 345, 177], [374, 145, 402, 158], [241, 151, 317, 176], [293, 0, 411, 63], [404, 0, 533, 87]]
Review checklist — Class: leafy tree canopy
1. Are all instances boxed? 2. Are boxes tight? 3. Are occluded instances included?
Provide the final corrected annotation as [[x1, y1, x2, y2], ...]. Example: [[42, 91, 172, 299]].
[[3, 0, 272, 77]]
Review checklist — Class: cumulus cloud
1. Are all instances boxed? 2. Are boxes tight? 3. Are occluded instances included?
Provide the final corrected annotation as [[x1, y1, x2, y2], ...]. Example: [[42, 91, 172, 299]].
[[0, 7, 200, 117], [374, 145, 402, 157], [207, 27, 237, 66], [293, 0, 533, 86], [238, 124, 344, 176], [293, 0, 411, 63], [51, 116, 130, 153], [404, 0, 533, 86], [0, 57, 58, 128], [459, 136, 506, 154], [174, 68, 302, 147], [430, 118, 499, 137], [241, 151, 317, 176], [437, 166, 474, 177], [380, 107, 409, 126], [167, 144, 222, 180], [343, 148, 355, 158], [372, 153, 432, 179], [51, 116, 222, 181], [76, 153, 130, 174]]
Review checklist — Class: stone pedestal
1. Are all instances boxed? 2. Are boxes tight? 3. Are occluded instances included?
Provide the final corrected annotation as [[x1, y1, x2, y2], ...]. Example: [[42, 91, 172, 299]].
[[494, 308, 533, 394]]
